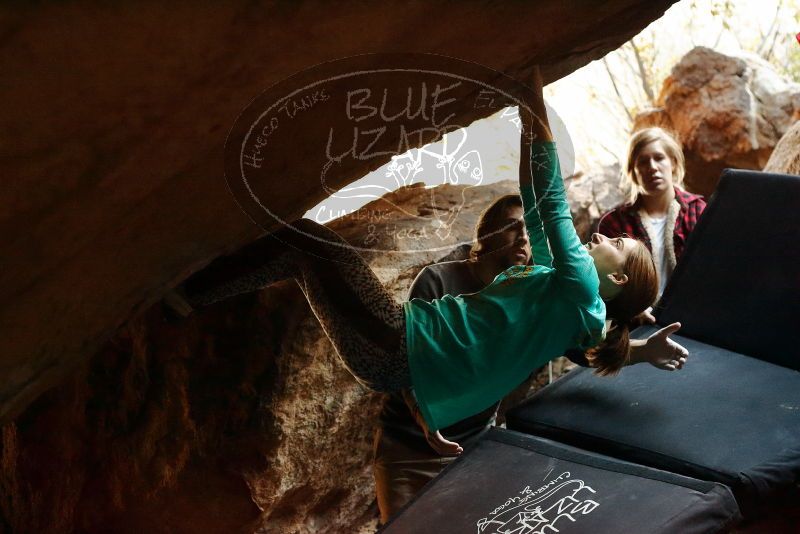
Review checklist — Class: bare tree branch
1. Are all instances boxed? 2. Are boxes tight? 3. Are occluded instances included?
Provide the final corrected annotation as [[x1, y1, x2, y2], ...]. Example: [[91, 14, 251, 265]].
[[602, 57, 634, 123], [763, 28, 781, 61], [618, 42, 640, 74], [712, 25, 726, 49], [757, 0, 783, 56], [649, 28, 659, 71], [595, 135, 625, 165], [730, 25, 745, 49], [629, 38, 655, 104]]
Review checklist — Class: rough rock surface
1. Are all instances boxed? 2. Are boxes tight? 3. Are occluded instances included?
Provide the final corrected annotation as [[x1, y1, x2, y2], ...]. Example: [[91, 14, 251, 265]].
[[4, 181, 561, 534], [0, 0, 678, 422], [764, 119, 800, 174], [634, 47, 800, 196], [564, 163, 627, 240]]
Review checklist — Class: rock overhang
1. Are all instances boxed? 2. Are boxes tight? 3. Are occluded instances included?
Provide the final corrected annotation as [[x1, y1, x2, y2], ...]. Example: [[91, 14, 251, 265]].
[[0, 0, 678, 422]]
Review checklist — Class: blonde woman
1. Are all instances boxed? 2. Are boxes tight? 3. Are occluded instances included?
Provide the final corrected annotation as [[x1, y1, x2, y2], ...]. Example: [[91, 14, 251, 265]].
[[598, 128, 706, 296]]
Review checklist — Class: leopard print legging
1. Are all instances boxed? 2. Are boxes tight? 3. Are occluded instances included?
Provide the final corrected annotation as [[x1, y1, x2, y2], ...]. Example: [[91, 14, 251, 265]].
[[183, 219, 411, 392]]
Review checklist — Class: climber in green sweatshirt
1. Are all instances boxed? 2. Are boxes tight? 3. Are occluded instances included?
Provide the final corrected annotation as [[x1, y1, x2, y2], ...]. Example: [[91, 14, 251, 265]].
[[165, 66, 685, 433]]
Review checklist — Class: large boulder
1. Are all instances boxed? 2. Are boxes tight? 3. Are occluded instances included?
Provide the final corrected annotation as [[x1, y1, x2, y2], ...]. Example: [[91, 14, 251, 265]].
[[0, 172, 594, 532], [1, 181, 532, 534], [0, 0, 678, 423], [634, 47, 800, 196]]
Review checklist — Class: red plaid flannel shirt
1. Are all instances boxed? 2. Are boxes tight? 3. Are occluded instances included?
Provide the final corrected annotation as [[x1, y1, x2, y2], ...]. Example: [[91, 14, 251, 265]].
[[597, 187, 706, 262]]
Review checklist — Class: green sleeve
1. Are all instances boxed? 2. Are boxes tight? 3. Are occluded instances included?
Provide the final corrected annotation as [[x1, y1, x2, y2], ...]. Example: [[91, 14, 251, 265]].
[[526, 142, 599, 304], [520, 184, 553, 268]]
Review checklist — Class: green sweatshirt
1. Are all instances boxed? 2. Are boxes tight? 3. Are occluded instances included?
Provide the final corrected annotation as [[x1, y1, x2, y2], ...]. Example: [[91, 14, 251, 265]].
[[404, 142, 606, 431]]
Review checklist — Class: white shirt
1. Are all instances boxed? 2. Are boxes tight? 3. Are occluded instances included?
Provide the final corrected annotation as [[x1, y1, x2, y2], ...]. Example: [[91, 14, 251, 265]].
[[643, 215, 670, 296]]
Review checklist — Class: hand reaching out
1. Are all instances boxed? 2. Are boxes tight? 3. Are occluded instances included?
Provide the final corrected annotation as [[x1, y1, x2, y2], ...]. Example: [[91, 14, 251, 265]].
[[642, 322, 689, 371], [519, 65, 553, 145]]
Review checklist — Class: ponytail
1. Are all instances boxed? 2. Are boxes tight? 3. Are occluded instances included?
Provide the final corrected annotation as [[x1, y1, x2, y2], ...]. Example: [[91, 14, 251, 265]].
[[588, 321, 632, 376], [588, 240, 658, 375]]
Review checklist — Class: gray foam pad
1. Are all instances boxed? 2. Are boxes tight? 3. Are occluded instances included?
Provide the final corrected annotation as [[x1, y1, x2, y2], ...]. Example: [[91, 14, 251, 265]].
[[506, 327, 800, 517], [657, 169, 800, 370], [380, 428, 740, 534]]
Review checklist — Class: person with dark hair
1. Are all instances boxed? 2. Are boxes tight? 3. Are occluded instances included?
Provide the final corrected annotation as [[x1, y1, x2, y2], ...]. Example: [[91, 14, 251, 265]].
[[598, 127, 706, 297], [373, 193, 533, 523], [165, 67, 687, 473], [469, 194, 525, 260]]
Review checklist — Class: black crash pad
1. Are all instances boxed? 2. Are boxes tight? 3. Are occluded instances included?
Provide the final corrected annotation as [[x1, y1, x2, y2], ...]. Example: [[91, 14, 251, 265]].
[[380, 428, 740, 534], [506, 328, 800, 517], [657, 169, 800, 370]]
